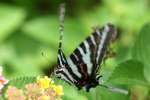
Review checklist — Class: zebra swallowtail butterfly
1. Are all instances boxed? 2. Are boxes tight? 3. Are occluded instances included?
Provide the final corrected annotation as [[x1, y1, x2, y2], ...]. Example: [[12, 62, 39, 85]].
[[54, 4, 117, 92]]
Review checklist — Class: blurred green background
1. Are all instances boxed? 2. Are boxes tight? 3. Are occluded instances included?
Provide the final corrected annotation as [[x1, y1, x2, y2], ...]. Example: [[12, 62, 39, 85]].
[[0, 0, 150, 100]]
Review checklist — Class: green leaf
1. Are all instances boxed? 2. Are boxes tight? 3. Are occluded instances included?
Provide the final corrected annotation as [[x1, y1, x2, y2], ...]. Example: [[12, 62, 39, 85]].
[[132, 22, 150, 83], [8, 76, 36, 88], [0, 4, 26, 43], [79, 87, 129, 100], [62, 86, 87, 100], [54, 78, 128, 100], [108, 60, 147, 85], [98, 87, 129, 100]]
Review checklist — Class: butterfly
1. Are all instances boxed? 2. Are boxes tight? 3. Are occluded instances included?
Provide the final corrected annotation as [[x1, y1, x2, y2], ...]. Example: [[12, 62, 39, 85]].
[[54, 4, 117, 92]]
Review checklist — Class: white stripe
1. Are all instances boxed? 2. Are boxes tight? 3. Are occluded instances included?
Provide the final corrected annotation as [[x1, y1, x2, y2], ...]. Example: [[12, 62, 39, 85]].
[[90, 35, 96, 45], [58, 50, 66, 68], [77, 41, 93, 75], [96, 25, 110, 62], [96, 29, 101, 36], [57, 72, 73, 84], [67, 57, 82, 78], [60, 51, 66, 63], [57, 54, 76, 83], [58, 55, 63, 67], [57, 67, 76, 83], [63, 68, 76, 83], [84, 41, 93, 75]]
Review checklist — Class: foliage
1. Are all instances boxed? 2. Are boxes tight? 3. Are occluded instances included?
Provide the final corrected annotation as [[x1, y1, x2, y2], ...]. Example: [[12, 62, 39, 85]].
[[0, 0, 150, 100], [132, 22, 150, 83], [108, 60, 147, 85]]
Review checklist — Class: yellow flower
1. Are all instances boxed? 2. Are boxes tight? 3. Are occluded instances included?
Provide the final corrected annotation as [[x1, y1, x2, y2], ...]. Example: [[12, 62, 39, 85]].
[[37, 76, 54, 89], [52, 85, 64, 96]]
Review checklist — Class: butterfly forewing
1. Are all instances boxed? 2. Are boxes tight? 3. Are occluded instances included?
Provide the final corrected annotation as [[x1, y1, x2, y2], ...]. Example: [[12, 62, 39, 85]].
[[67, 31, 100, 80]]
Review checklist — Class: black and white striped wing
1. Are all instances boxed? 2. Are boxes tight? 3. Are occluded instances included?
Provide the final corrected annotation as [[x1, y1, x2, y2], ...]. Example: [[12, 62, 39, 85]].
[[66, 24, 116, 84], [55, 23, 116, 89]]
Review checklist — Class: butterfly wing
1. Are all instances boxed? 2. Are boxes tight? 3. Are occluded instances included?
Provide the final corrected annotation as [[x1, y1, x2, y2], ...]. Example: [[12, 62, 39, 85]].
[[55, 23, 116, 89], [66, 24, 116, 84]]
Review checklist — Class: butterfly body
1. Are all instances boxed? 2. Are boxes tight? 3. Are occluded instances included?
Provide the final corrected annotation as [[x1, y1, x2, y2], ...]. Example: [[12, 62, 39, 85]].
[[55, 23, 117, 92]]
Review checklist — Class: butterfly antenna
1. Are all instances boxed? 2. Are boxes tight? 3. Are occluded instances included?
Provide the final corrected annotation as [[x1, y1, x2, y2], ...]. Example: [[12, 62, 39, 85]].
[[99, 84, 129, 95], [58, 3, 65, 50]]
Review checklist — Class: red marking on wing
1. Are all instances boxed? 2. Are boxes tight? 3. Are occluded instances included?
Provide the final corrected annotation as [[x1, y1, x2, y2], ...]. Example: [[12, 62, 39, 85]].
[[80, 63, 90, 85]]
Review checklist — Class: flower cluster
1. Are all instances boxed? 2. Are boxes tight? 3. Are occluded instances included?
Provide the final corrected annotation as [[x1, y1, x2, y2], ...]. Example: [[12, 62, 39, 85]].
[[0, 66, 9, 95], [5, 76, 63, 100]]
